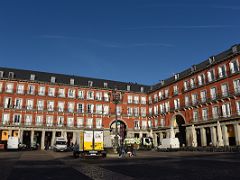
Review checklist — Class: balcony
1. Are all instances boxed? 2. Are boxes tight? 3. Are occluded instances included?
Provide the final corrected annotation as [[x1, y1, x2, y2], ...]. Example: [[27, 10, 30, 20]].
[[133, 100, 139, 104], [95, 97, 102, 101], [134, 127, 141, 130], [173, 91, 179, 96], [141, 101, 147, 105], [127, 100, 133, 104], [104, 97, 109, 102], [58, 93, 65, 98], [189, 112, 240, 124], [78, 96, 85, 100], [5, 88, 14, 93], [25, 122, 32, 126]]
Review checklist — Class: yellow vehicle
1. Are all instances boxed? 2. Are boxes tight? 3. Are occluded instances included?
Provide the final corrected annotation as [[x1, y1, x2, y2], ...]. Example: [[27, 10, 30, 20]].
[[73, 130, 106, 158]]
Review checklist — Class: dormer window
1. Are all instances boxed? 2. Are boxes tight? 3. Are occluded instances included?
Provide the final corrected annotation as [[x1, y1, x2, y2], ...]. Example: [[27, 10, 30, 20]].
[[209, 56, 215, 64], [160, 80, 165, 86], [140, 87, 144, 93], [88, 81, 93, 87], [232, 45, 238, 53], [229, 59, 239, 74], [50, 76, 56, 83], [191, 65, 197, 72], [30, 74, 35, 81], [0, 71, 4, 78], [8, 72, 14, 79], [104, 82, 108, 88], [174, 74, 179, 80], [70, 78, 75, 85], [127, 85, 131, 91]]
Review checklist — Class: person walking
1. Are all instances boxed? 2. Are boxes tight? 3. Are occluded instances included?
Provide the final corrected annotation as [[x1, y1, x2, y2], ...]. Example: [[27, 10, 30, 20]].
[[132, 143, 137, 156], [120, 145, 126, 158]]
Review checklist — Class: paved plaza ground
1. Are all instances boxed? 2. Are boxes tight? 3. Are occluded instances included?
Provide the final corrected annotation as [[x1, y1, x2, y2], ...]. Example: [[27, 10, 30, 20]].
[[0, 150, 240, 180]]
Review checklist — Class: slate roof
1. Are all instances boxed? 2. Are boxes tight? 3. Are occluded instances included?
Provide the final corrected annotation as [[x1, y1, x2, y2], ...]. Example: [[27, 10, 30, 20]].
[[0, 67, 150, 93], [151, 44, 240, 92]]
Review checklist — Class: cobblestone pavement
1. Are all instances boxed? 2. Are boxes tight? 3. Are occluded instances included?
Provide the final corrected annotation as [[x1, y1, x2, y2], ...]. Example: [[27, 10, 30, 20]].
[[0, 150, 240, 180]]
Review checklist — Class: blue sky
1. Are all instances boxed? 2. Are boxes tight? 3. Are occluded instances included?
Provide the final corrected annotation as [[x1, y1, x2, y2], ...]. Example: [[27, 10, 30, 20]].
[[0, 0, 240, 85]]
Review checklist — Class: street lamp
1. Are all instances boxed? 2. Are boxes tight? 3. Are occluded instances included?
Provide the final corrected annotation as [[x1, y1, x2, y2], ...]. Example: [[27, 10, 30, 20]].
[[109, 89, 123, 152]]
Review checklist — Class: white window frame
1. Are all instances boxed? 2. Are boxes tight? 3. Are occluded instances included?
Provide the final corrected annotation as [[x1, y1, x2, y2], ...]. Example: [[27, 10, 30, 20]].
[[13, 114, 21, 125], [57, 116, 64, 127], [96, 118, 102, 129], [36, 115, 43, 126], [77, 117, 84, 128], [58, 101, 65, 112], [25, 115, 32, 126], [68, 102, 75, 113], [26, 99, 34, 110], [68, 89, 76, 98], [47, 101, 54, 111], [27, 85, 35, 95], [86, 118, 93, 128], [37, 100, 44, 111], [2, 113, 10, 125], [5, 83, 14, 93], [48, 87, 55, 97], [77, 103, 84, 113], [58, 88, 65, 97], [38, 86, 45, 96], [17, 84, 24, 94], [46, 115, 53, 127], [229, 59, 239, 74], [67, 117, 74, 127]]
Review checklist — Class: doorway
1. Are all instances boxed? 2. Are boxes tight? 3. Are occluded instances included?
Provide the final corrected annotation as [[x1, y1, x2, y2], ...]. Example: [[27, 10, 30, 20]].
[[173, 115, 186, 147], [23, 131, 31, 148], [110, 120, 127, 145]]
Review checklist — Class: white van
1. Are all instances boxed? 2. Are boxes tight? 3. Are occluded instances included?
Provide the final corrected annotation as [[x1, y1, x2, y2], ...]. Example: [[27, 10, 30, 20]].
[[53, 137, 67, 152], [158, 138, 180, 149], [7, 137, 19, 150]]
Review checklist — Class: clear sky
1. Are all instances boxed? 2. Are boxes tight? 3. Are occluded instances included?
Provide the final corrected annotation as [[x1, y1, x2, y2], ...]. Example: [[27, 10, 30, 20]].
[[0, 0, 240, 85]]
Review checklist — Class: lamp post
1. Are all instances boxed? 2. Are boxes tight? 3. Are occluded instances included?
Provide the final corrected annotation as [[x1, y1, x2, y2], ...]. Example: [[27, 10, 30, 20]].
[[110, 89, 122, 152]]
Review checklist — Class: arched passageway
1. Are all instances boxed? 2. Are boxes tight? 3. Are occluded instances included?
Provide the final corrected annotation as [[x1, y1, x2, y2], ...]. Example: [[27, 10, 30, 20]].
[[173, 115, 186, 147], [110, 120, 127, 145]]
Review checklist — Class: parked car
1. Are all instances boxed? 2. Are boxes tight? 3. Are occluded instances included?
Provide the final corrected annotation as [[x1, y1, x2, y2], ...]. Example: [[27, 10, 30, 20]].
[[53, 137, 68, 152]]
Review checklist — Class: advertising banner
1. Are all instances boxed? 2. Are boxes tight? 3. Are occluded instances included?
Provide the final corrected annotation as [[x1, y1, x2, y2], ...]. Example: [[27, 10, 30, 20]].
[[84, 131, 93, 151], [94, 131, 104, 151]]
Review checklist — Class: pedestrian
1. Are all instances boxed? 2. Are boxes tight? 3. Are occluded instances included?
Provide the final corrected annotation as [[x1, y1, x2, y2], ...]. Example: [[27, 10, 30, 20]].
[[132, 143, 137, 156], [117, 146, 121, 157], [120, 145, 126, 158]]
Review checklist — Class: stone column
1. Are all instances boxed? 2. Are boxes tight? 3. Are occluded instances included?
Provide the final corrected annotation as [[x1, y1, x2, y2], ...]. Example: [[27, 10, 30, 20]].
[[210, 127, 217, 146], [222, 125, 229, 146], [139, 132, 143, 139], [19, 129, 23, 143], [200, 128, 207, 146], [18, 129, 21, 139], [8, 129, 12, 137], [62, 131, 67, 139], [234, 123, 240, 146], [159, 132, 163, 144], [72, 131, 76, 144], [51, 130, 56, 146], [41, 130, 45, 150], [149, 129, 153, 138], [153, 133, 158, 147], [185, 127, 191, 146], [30, 130, 34, 147], [166, 131, 170, 139]]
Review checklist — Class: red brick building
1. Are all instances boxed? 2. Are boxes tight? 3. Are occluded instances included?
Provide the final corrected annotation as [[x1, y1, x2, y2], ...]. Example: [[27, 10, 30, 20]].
[[150, 45, 240, 147], [0, 44, 240, 149]]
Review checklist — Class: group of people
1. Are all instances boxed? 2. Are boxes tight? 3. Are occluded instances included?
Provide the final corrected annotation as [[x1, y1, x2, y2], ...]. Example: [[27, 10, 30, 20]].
[[118, 143, 137, 158]]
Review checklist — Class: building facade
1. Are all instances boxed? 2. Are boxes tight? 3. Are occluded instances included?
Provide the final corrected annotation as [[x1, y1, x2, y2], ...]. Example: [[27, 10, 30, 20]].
[[0, 44, 240, 149]]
